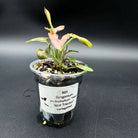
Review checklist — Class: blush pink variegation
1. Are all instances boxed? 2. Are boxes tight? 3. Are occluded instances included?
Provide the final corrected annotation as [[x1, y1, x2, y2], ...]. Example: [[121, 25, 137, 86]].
[[48, 33, 70, 51], [48, 25, 70, 51]]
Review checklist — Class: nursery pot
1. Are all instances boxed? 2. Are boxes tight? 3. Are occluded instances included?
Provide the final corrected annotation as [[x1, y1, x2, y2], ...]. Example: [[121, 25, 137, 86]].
[[30, 58, 86, 127]]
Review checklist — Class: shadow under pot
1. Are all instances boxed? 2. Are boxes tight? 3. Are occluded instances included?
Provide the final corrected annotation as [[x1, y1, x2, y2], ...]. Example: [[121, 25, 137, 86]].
[[30, 59, 86, 127]]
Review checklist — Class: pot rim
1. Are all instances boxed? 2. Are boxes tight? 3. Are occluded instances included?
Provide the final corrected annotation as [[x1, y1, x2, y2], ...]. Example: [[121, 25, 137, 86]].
[[30, 58, 87, 77]]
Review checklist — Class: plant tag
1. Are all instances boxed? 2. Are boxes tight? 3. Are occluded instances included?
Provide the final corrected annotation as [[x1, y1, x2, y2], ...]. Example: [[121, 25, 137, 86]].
[[38, 83, 79, 114]]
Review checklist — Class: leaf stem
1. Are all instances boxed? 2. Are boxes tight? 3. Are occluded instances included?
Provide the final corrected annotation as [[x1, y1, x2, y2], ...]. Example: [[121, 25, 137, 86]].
[[59, 46, 68, 67], [62, 37, 74, 51]]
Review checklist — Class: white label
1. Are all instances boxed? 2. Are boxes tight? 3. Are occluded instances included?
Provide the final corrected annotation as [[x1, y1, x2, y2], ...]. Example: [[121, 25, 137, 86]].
[[38, 83, 79, 114]]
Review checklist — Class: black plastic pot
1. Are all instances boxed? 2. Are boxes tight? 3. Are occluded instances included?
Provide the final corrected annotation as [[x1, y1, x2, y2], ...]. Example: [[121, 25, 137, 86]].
[[30, 58, 86, 127]]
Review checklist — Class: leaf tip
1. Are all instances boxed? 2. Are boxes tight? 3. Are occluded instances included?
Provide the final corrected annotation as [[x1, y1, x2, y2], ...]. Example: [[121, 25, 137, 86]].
[[89, 42, 93, 48], [25, 40, 29, 43], [43, 120, 47, 125]]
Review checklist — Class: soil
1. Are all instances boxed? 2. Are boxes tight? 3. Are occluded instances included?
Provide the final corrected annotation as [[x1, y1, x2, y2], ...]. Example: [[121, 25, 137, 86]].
[[33, 59, 84, 74]]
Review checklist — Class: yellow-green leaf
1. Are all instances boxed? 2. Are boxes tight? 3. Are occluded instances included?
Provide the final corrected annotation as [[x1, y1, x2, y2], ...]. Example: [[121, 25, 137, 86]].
[[69, 33, 92, 48], [78, 37, 92, 47], [44, 8, 52, 27], [25, 37, 49, 43], [37, 48, 49, 59], [67, 57, 76, 62], [44, 27, 50, 31], [44, 8, 55, 34], [76, 63, 94, 72]]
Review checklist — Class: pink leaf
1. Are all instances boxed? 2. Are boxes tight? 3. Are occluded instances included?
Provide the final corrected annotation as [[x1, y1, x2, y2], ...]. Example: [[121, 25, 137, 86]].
[[50, 25, 65, 34], [48, 33, 70, 51]]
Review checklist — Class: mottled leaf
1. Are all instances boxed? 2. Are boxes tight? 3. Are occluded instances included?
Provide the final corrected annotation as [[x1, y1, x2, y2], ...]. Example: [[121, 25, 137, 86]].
[[37, 48, 49, 59]]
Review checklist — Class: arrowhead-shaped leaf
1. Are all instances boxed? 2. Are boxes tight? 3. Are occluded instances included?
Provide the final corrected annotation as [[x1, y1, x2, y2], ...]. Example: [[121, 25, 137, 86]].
[[37, 48, 49, 59], [26, 37, 49, 43]]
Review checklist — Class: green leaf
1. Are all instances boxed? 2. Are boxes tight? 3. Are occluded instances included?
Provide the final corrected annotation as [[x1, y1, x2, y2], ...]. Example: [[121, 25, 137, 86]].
[[67, 57, 76, 62], [67, 50, 79, 54], [69, 33, 92, 48], [25, 37, 49, 43], [76, 63, 94, 72], [37, 48, 49, 59]]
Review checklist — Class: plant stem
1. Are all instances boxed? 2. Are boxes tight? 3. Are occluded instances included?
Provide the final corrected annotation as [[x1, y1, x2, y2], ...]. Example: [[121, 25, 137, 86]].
[[59, 46, 68, 67], [45, 41, 50, 46], [51, 25, 56, 34], [62, 37, 74, 51]]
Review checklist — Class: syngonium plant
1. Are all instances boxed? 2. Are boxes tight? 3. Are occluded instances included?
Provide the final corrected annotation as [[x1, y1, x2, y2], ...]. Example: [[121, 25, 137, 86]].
[[26, 8, 94, 72]]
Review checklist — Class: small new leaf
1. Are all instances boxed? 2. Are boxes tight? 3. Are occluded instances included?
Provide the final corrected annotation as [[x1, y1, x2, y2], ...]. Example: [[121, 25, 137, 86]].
[[26, 37, 49, 43], [44, 27, 50, 31], [37, 48, 49, 59], [76, 63, 94, 72]]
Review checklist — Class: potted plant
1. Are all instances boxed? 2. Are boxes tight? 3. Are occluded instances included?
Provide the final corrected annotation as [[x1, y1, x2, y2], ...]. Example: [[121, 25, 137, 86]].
[[26, 7, 94, 127]]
